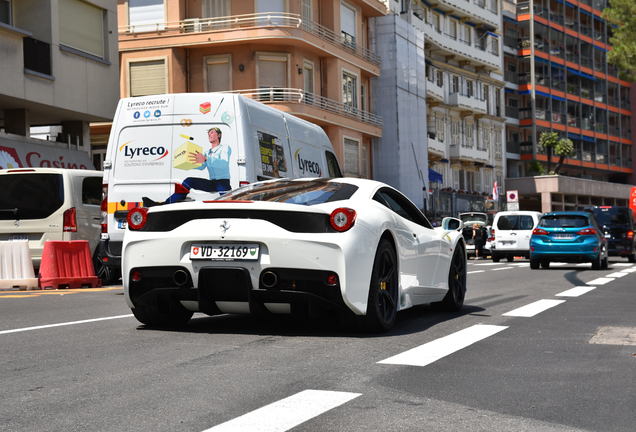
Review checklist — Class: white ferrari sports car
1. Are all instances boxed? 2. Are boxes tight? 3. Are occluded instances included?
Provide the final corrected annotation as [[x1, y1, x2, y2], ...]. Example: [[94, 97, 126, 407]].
[[122, 178, 467, 331]]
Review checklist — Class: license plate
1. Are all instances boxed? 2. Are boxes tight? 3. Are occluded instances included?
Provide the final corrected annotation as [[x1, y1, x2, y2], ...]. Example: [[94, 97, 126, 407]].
[[9, 234, 28, 241], [553, 234, 574, 239], [190, 244, 259, 260]]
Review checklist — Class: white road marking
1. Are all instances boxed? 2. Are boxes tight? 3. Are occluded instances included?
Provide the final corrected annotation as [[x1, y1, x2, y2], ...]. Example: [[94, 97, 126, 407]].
[[512, 263, 528, 267], [467, 270, 485, 274], [491, 266, 513, 271], [621, 268, 636, 273], [556, 286, 596, 297], [576, 263, 591, 267], [201, 390, 361, 432], [377, 324, 508, 367], [611, 263, 633, 267], [547, 262, 568, 267], [605, 272, 628, 278], [473, 262, 505, 266], [586, 277, 614, 285], [0, 314, 134, 335], [502, 299, 566, 317]]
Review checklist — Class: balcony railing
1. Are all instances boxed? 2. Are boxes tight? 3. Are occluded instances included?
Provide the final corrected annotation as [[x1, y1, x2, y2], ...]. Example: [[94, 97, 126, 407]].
[[448, 93, 488, 114], [119, 13, 380, 65], [225, 88, 382, 127]]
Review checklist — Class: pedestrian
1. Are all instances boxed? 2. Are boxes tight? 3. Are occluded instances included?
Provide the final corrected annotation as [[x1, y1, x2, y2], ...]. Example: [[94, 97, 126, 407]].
[[472, 223, 487, 259]]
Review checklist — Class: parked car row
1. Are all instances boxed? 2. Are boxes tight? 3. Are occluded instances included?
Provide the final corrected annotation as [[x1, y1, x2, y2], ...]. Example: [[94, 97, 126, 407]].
[[457, 207, 636, 269]]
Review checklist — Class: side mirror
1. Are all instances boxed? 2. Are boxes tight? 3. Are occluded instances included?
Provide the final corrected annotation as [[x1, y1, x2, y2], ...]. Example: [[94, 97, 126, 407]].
[[442, 217, 462, 231]]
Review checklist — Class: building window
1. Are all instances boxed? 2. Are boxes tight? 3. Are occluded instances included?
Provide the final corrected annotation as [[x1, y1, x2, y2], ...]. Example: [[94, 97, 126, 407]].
[[203, 0, 229, 17], [59, 0, 105, 58], [344, 138, 368, 178], [129, 59, 167, 97], [340, 1, 356, 47], [301, 0, 312, 21], [256, 53, 288, 100], [432, 13, 441, 33], [465, 80, 474, 97], [303, 60, 314, 103], [463, 24, 472, 45], [256, 0, 286, 12], [128, 0, 165, 32], [451, 75, 459, 94], [436, 114, 445, 142], [1, 0, 11, 25], [205, 55, 231, 92], [436, 70, 443, 87], [342, 71, 357, 111], [448, 19, 457, 39]]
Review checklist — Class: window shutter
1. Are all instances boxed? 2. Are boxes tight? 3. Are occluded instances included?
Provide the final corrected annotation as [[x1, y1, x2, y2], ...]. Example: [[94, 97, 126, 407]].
[[344, 138, 359, 176], [59, 0, 104, 58], [206, 56, 231, 92], [129, 60, 167, 97]]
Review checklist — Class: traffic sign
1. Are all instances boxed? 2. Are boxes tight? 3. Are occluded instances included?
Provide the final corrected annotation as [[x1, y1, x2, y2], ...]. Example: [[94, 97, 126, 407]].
[[507, 202, 519, 211], [506, 190, 519, 203]]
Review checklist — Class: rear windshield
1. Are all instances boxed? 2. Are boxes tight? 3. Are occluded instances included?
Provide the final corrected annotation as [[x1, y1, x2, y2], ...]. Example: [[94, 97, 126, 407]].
[[0, 173, 64, 220], [219, 179, 358, 205], [496, 215, 535, 230], [539, 215, 589, 228], [591, 207, 632, 226], [460, 213, 488, 225]]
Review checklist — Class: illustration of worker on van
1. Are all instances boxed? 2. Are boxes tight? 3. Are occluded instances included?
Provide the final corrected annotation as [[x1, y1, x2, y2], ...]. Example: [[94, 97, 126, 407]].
[[142, 127, 231, 207]]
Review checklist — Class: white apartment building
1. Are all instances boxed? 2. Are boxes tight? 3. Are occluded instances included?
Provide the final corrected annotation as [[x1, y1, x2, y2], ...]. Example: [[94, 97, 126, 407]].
[[375, 0, 506, 216]]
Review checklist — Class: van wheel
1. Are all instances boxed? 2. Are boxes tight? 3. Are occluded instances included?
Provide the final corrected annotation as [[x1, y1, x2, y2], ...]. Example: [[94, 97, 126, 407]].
[[492, 255, 501, 262], [506, 256, 514, 262], [93, 253, 120, 285], [530, 258, 540, 269]]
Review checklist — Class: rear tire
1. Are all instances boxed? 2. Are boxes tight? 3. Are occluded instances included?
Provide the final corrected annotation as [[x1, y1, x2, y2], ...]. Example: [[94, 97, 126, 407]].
[[540, 260, 550, 269], [591, 253, 602, 270], [362, 239, 399, 332], [439, 246, 467, 312], [131, 300, 193, 328], [628, 251, 636, 263], [93, 252, 120, 286], [530, 258, 540, 269], [492, 255, 501, 263], [506, 256, 514, 262]]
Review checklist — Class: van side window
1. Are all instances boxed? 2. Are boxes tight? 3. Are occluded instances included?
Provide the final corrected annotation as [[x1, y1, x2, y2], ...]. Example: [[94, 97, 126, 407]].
[[82, 177, 102, 206], [326, 151, 342, 178]]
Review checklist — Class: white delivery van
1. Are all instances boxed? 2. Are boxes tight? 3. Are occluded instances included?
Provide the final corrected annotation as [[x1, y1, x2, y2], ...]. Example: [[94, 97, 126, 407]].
[[97, 92, 343, 282], [0, 168, 103, 270], [491, 210, 543, 261]]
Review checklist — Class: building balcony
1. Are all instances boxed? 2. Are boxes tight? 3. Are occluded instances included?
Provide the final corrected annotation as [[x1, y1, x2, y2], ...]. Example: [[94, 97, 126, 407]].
[[118, 13, 380, 74], [424, 25, 500, 70], [426, 80, 445, 102], [447, 92, 488, 115], [429, 0, 500, 29], [427, 133, 447, 156], [449, 143, 490, 163], [226, 88, 382, 137]]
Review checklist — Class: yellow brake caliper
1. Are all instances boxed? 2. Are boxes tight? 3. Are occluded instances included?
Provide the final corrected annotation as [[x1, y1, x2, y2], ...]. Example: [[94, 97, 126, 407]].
[[379, 281, 387, 290]]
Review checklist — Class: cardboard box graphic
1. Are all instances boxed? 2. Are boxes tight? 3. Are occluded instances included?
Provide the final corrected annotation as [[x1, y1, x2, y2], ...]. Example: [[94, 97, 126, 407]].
[[199, 102, 211, 114], [173, 140, 203, 170]]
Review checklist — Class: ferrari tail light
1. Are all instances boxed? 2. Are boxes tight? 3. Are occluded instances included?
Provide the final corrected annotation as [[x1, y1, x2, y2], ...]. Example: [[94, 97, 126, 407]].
[[326, 273, 338, 286], [627, 230, 634, 239], [532, 228, 549, 236], [131, 270, 142, 283], [127, 207, 148, 230], [329, 208, 356, 232], [101, 184, 108, 233], [577, 228, 597, 235], [174, 182, 190, 194], [63, 207, 77, 232]]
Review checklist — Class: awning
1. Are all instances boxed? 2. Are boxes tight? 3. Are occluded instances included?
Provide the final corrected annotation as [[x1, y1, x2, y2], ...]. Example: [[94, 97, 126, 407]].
[[429, 168, 443, 183]]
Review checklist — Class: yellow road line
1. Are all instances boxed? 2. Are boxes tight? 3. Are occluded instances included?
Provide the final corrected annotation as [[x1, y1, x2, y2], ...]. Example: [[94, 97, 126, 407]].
[[0, 287, 122, 298]]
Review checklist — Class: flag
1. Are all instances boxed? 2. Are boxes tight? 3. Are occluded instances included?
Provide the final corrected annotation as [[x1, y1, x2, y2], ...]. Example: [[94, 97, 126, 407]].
[[492, 181, 499, 201]]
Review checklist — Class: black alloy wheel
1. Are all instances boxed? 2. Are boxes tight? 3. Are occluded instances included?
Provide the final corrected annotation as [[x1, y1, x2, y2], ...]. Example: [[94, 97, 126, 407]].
[[439, 245, 467, 311], [93, 252, 120, 286], [363, 239, 399, 332]]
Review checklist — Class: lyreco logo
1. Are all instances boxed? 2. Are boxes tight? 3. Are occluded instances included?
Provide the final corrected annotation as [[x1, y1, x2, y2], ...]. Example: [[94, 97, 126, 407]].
[[294, 149, 322, 176], [119, 141, 169, 160]]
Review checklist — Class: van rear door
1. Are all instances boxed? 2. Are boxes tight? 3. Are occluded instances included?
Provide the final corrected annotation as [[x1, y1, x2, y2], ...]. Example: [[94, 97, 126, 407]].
[[495, 213, 537, 251], [284, 115, 327, 178]]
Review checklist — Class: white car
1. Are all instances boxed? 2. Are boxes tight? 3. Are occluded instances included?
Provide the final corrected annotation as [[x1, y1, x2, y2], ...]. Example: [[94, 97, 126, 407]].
[[122, 178, 467, 332]]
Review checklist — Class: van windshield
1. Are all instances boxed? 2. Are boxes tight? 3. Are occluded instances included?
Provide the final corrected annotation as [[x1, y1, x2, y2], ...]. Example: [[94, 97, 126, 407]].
[[0, 173, 64, 220], [497, 215, 535, 230]]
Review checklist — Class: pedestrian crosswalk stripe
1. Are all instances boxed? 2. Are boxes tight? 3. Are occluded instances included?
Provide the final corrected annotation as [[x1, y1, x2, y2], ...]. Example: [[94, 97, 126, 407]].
[[556, 286, 596, 297], [502, 299, 565, 317], [586, 277, 614, 285], [377, 324, 507, 367], [467, 270, 485, 274], [604, 272, 628, 278], [201, 390, 361, 432], [612, 263, 633, 267], [491, 266, 513, 271]]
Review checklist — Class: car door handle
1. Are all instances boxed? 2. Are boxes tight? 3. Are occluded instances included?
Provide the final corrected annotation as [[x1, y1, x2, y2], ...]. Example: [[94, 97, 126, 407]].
[[413, 233, 417, 238]]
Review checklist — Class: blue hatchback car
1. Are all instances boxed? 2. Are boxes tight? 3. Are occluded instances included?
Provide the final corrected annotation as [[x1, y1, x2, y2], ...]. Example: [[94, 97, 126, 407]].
[[530, 211, 608, 269]]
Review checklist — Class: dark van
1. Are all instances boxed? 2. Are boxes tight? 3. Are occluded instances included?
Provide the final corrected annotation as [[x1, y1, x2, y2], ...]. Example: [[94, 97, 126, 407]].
[[586, 206, 636, 262]]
